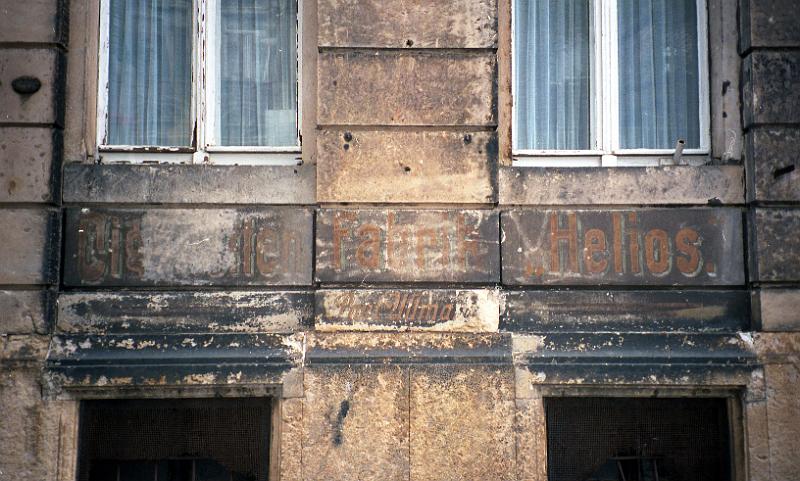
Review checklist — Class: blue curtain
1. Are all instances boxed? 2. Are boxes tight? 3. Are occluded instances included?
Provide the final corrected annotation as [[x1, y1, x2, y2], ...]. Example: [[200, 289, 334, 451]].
[[108, 0, 193, 146], [514, 0, 591, 150], [618, 0, 700, 149], [218, 0, 298, 147]]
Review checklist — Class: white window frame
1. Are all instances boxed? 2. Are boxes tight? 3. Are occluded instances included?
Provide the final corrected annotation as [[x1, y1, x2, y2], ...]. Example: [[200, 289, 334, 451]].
[[511, 0, 710, 167], [96, 0, 302, 165]]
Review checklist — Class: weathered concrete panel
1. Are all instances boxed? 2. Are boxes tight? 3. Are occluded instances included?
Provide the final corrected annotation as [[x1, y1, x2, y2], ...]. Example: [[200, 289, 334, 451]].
[[754, 288, 800, 332], [63, 208, 313, 286], [316, 209, 500, 283], [0, 0, 66, 44], [318, 0, 497, 48], [63, 163, 315, 205], [751, 208, 800, 282], [743, 51, 800, 127], [502, 209, 745, 286], [499, 165, 744, 205], [303, 365, 409, 481], [0, 127, 59, 203], [410, 365, 515, 481], [740, 0, 800, 50], [746, 127, 800, 202], [0, 208, 59, 285], [502, 290, 750, 333], [0, 289, 53, 334], [0, 49, 62, 125], [316, 288, 500, 332], [317, 129, 496, 204], [318, 51, 496, 126], [57, 291, 313, 334]]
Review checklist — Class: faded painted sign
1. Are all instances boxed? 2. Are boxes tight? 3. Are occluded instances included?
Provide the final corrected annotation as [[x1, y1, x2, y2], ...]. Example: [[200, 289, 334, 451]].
[[63, 208, 313, 286], [315, 209, 500, 283], [316, 289, 500, 331], [501, 209, 744, 285]]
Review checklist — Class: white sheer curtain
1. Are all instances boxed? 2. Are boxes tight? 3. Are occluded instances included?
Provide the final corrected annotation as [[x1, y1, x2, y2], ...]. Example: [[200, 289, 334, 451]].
[[618, 0, 700, 149], [514, 0, 590, 151], [217, 0, 298, 147], [107, 0, 193, 146]]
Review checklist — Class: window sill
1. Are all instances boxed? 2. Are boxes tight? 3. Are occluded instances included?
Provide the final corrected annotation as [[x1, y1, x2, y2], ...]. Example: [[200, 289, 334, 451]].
[[97, 149, 302, 166], [498, 164, 744, 206], [512, 153, 711, 168], [63, 162, 315, 205]]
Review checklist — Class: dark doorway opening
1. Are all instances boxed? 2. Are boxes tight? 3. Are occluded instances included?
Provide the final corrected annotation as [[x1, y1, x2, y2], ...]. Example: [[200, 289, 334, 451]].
[[77, 398, 271, 481], [545, 397, 732, 481]]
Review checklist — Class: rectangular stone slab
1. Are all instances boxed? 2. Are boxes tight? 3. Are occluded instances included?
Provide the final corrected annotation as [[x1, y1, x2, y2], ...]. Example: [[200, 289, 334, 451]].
[[318, 51, 496, 126], [0, 208, 60, 285], [501, 290, 750, 333], [0, 49, 63, 125], [745, 127, 800, 202], [303, 365, 410, 481], [318, 0, 497, 48], [409, 366, 515, 481], [753, 288, 800, 332], [499, 165, 744, 205], [316, 209, 500, 283], [317, 129, 496, 204], [0, 289, 54, 334], [63, 163, 315, 205], [63, 207, 313, 286], [751, 208, 800, 282], [0, 0, 66, 44], [57, 291, 313, 334], [316, 288, 500, 332], [501, 208, 744, 286], [743, 51, 800, 127], [740, 0, 800, 50], [0, 128, 60, 203]]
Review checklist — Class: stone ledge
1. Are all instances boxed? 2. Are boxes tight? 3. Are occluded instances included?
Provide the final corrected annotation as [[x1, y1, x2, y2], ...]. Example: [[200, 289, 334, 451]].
[[63, 162, 315, 205], [499, 165, 744, 205]]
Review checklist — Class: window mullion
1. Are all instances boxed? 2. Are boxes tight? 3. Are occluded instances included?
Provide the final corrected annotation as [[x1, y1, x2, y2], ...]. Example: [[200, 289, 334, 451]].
[[602, 0, 620, 156], [696, 0, 711, 152], [194, 0, 208, 163], [96, 0, 111, 152]]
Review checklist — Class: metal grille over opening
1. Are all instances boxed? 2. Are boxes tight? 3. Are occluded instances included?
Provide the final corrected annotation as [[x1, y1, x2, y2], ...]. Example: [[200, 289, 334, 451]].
[[545, 397, 731, 481], [77, 398, 271, 481]]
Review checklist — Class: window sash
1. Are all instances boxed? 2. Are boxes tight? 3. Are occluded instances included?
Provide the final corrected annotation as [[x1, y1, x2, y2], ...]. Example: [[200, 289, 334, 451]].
[[511, 0, 710, 162], [96, 0, 301, 163]]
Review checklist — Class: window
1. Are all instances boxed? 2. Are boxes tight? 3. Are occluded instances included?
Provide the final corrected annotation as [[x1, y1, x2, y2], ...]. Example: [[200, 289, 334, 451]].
[[512, 0, 709, 166], [545, 397, 732, 481], [77, 398, 271, 481], [97, 0, 300, 164]]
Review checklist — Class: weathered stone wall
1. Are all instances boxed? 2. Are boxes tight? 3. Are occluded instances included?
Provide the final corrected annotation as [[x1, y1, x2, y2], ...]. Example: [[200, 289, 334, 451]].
[[1, 0, 799, 480], [741, 0, 800, 479], [0, 0, 66, 479]]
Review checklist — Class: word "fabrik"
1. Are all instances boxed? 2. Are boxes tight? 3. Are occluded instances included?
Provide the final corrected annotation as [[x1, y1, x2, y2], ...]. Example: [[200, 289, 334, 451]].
[[329, 211, 488, 272], [525, 212, 714, 278]]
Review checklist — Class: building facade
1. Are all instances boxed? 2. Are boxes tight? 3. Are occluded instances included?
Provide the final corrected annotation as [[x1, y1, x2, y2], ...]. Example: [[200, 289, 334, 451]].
[[0, 0, 799, 479]]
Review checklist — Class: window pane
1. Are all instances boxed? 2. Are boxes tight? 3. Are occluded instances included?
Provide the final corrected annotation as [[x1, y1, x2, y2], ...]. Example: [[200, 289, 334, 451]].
[[217, 0, 298, 147], [107, 0, 193, 146], [514, 0, 591, 151], [618, 0, 701, 149]]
